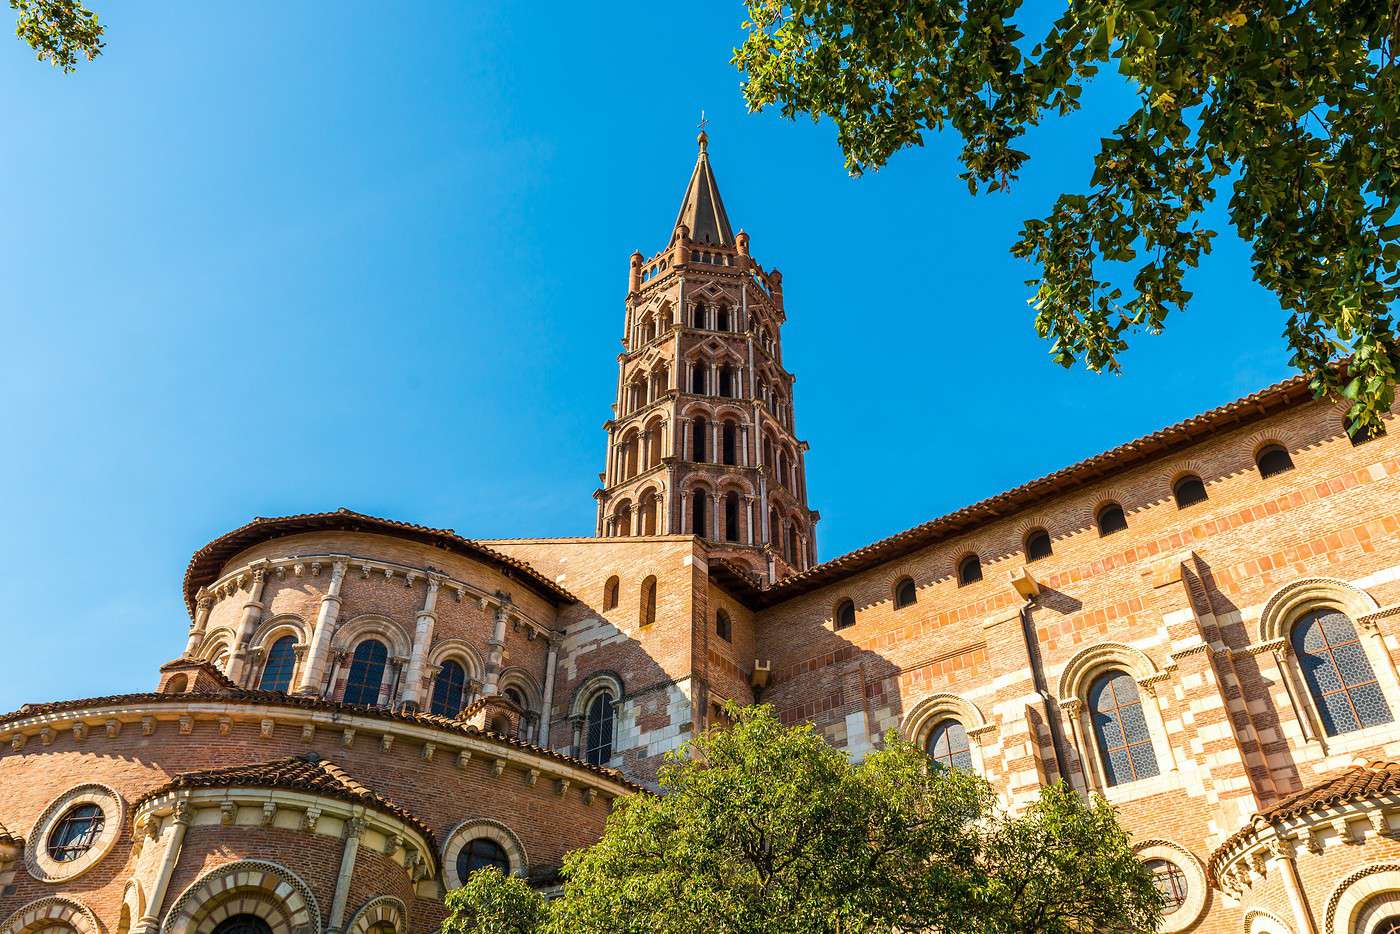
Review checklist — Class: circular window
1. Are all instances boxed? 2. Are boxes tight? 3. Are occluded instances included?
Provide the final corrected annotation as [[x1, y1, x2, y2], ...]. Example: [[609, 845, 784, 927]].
[[1146, 858, 1187, 914], [1376, 918, 1400, 934], [47, 804, 106, 862], [25, 784, 124, 883], [457, 838, 509, 881], [442, 819, 528, 888]]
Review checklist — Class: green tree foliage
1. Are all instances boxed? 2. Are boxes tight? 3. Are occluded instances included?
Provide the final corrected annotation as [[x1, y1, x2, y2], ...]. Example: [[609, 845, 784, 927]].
[[11, 0, 103, 71], [734, 1, 1400, 430], [443, 705, 1162, 934]]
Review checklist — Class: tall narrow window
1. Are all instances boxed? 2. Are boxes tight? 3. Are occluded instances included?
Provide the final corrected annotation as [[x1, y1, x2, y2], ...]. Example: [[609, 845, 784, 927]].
[[1173, 475, 1208, 509], [787, 528, 799, 566], [258, 635, 297, 693], [957, 554, 982, 586], [343, 639, 388, 706], [926, 720, 973, 771], [692, 490, 708, 538], [719, 367, 734, 397], [716, 306, 731, 331], [1256, 443, 1294, 478], [724, 490, 740, 542], [1096, 503, 1128, 536], [585, 693, 616, 765], [1025, 529, 1053, 562], [603, 575, 619, 611], [716, 609, 732, 642], [894, 577, 917, 609], [690, 365, 706, 394], [430, 659, 467, 716], [722, 421, 738, 465], [1292, 609, 1393, 735], [614, 502, 632, 537], [835, 599, 856, 630], [1088, 670, 1160, 786], [693, 304, 708, 329], [640, 575, 657, 627], [693, 417, 708, 461], [640, 495, 657, 535], [769, 509, 781, 548]]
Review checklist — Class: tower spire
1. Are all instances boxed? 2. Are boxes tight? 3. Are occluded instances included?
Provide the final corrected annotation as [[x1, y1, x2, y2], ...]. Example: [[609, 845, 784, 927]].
[[670, 124, 733, 248]]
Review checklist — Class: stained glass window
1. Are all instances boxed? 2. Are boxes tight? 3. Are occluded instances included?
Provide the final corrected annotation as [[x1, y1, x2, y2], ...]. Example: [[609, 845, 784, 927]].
[[1088, 670, 1160, 786], [1145, 859, 1187, 914], [1372, 917, 1400, 934], [430, 660, 467, 716], [1292, 609, 1393, 735], [47, 803, 104, 862], [926, 720, 973, 771], [343, 639, 387, 706], [258, 636, 296, 693], [585, 693, 615, 765]]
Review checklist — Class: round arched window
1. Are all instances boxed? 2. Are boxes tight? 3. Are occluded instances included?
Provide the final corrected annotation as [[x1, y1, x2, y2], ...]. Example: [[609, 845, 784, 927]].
[[1373, 917, 1400, 934], [211, 916, 274, 934], [47, 803, 105, 862], [457, 837, 510, 880], [1145, 859, 1187, 914], [925, 720, 972, 771]]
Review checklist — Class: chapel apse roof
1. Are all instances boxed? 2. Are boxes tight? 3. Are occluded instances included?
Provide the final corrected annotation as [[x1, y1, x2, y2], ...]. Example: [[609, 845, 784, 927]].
[[724, 372, 1320, 608], [135, 752, 435, 847], [183, 509, 575, 615]]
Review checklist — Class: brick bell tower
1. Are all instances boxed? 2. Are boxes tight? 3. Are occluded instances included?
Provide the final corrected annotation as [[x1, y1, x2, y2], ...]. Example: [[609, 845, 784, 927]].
[[594, 129, 818, 582]]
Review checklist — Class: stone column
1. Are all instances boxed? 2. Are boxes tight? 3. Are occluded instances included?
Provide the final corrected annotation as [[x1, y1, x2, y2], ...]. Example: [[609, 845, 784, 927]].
[[538, 634, 562, 747], [1277, 844, 1320, 934], [711, 421, 720, 461], [744, 495, 756, 544], [570, 715, 586, 758], [483, 603, 509, 696], [640, 429, 652, 470], [135, 798, 191, 934], [297, 559, 348, 696], [711, 492, 721, 541], [184, 589, 214, 656], [227, 562, 270, 683], [740, 425, 750, 466], [327, 817, 365, 934], [399, 575, 442, 711]]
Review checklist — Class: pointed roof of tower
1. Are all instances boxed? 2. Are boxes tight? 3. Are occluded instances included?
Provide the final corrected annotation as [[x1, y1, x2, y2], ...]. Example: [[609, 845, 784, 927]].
[[670, 130, 735, 247]]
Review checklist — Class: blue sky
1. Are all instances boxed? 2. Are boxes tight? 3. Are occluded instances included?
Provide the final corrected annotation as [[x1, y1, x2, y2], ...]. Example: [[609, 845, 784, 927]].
[[0, 3, 1286, 710]]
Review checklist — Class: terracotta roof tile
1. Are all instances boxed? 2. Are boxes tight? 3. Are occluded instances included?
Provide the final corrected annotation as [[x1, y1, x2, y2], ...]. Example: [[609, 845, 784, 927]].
[[182, 509, 576, 616], [719, 373, 1317, 607], [0, 689, 642, 793], [1210, 760, 1400, 879], [136, 753, 434, 847]]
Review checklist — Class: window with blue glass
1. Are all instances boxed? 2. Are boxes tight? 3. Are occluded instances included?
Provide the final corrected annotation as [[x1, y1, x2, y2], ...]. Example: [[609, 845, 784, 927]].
[[1088, 670, 1160, 786], [925, 720, 973, 771], [585, 692, 615, 766], [258, 635, 297, 693], [430, 659, 467, 716], [1291, 609, 1392, 736], [343, 639, 388, 706]]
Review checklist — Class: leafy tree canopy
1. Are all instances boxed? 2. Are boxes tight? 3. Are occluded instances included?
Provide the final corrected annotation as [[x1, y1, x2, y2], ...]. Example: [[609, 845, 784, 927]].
[[444, 704, 1162, 934], [10, 0, 102, 71], [735, 1, 1400, 430]]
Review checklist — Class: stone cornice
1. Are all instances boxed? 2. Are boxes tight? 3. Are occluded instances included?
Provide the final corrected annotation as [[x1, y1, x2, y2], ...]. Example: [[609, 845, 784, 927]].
[[0, 698, 637, 798]]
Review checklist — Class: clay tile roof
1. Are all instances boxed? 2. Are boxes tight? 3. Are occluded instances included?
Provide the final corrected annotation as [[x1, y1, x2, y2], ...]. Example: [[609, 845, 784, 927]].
[[1211, 760, 1400, 878], [718, 372, 1318, 608], [158, 656, 240, 690], [0, 690, 643, 793], [136, 752, 435, 847], [182, 508, 575, 616]]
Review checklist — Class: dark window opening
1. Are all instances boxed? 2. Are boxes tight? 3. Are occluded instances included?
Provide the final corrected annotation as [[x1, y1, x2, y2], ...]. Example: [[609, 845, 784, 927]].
[[716, 609, 732, 642], [957, 555, 982, 586], [1256, 444, 1294, 478], [693, 418, 708, 461], [692, 490, 708, 538], [894, 577, 917, 609], [1096, 503, 1128, 536], [603, 575, 619, 611], [722, 421, 737, 465], [835, 598, 856, 630], [343, 639, 388, 706], [724, 490, 740, 542], [1025, 529, 1053, 562], [1349, 417, 1387, 446], [457, 837, 509, 881], [585, 692, 615, 765], [1173, 475, 1208, 509], [430, 660, 467, 716]]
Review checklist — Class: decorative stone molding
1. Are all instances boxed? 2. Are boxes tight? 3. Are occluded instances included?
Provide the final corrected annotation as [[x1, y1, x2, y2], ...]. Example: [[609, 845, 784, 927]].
[[162, 860, 320, 934], [1, 896, 102, 934], [1324, 862, 1400, 934], [1056, 641, 1160, 702], [24, 783, 125, 884], [1257, 577, 1379, 643], [442, 819, 529, 887], [345, 898, 406, 934]]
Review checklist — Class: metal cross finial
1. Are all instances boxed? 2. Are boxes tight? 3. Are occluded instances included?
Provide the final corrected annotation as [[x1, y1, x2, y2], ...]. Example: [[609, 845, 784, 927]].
[[698, 110, 708, 133]]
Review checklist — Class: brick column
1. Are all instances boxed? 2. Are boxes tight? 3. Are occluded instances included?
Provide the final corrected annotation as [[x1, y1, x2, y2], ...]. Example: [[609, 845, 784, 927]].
[[183, 589, 214, 656], [399, 574, 443, 711], [227, 562, 270, 683], [135, 798, 190, 934], [297, 559, 348, 696]]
